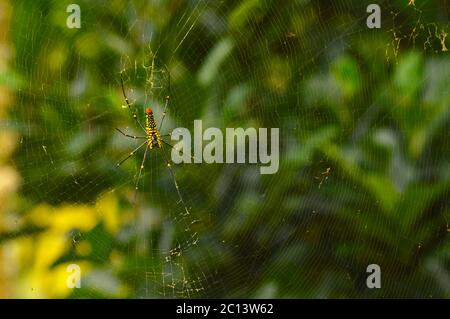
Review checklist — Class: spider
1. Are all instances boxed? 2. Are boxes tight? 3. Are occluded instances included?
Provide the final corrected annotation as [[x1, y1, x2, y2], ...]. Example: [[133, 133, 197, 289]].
[[116, 67, 191, 216]]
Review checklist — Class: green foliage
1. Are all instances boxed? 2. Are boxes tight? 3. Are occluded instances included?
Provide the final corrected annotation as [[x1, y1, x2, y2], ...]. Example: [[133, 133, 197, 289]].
[[4, 0, 450, 298]]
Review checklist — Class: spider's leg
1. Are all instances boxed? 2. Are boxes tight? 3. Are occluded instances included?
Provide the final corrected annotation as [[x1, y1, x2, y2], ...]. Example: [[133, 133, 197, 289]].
[[161, 140, 197, 163], [160, 148, 190, 216], [158, 71, 171, 132], [134, 145, 149, 202], [120, 72, 146, 133], [116, 128, 146, 139], [116, 141, 147, 167]]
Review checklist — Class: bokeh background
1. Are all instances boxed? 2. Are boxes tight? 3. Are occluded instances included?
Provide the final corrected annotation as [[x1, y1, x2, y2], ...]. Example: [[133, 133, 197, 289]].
[[0, 0, 449, 298]]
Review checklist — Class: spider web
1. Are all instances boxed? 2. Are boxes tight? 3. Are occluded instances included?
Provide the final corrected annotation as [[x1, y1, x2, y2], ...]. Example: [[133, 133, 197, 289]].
[[96, 0, 218, 297], [115, 10, 212, 297], [1, 0, 449, 298]]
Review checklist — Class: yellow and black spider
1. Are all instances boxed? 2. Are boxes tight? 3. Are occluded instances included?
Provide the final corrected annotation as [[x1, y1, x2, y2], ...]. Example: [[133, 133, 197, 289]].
[[116, 69, 191, 216]]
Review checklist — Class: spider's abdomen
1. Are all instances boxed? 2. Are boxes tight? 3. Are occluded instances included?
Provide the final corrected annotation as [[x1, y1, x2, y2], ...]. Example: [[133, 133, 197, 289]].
[[150, 133, 161, 149], [145, 108, 161, 149]]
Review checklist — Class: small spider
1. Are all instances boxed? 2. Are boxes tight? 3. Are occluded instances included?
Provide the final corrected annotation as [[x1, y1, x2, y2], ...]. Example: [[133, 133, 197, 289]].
[[116, 68, 192, 216]]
